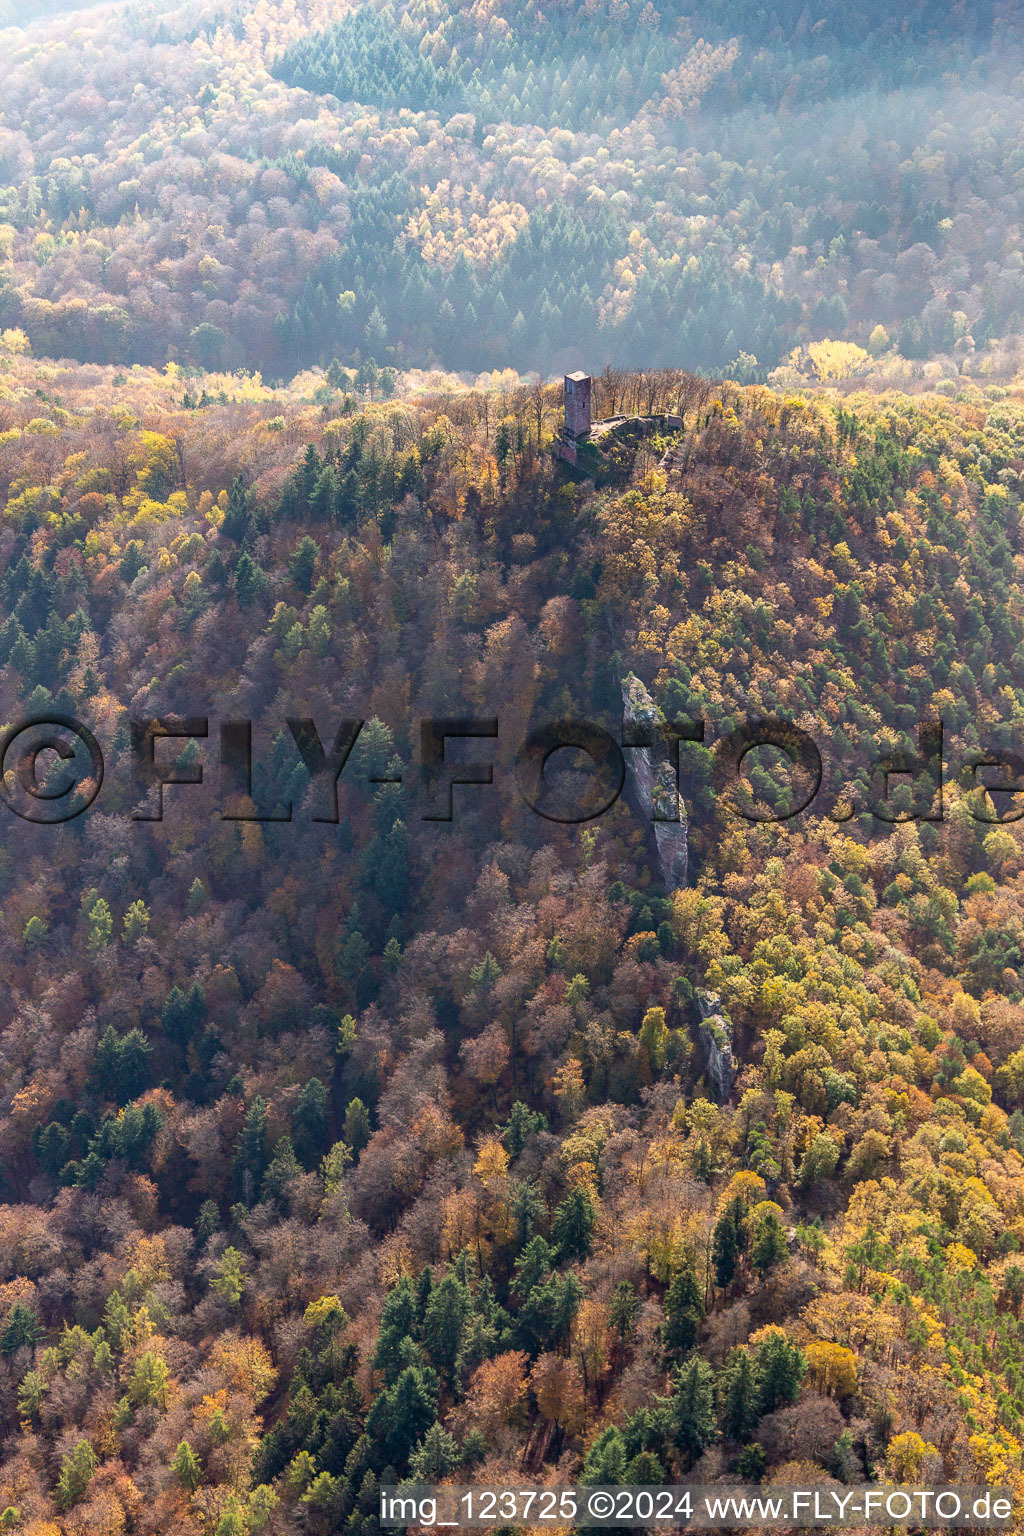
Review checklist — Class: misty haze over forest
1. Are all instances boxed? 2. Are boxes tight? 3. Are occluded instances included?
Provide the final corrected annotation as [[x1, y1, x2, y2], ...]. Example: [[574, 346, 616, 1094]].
[[0, 0, 1020, 382]]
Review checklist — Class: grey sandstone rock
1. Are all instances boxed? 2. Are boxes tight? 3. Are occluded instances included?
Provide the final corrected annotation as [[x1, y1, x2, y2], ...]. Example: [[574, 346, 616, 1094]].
[[621, 672, 689, 891], [696, 989, 736, 1102]]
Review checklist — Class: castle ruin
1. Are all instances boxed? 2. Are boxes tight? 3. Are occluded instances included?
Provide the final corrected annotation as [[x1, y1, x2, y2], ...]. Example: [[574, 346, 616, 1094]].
[[559, 370, 592, 464], [558, 369, 687, 468]]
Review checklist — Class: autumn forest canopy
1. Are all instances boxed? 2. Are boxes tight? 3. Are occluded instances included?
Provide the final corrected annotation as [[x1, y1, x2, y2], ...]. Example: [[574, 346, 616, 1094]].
[[0, 343, 1022, 1530], [0, 0, 1021, 383], [2, 0, 1024, 1534]]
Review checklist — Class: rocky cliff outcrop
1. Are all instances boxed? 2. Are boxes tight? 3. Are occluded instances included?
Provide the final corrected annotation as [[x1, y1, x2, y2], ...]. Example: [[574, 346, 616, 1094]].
[[621, 672, 688, 890], [621, 675, 733, 1096], [696, 989, 736, 1102]]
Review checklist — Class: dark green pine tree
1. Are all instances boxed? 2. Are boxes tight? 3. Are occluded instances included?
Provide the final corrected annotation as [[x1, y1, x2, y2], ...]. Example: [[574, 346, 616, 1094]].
[[234, 550, 267, 609], [369, 1364, 438, 1467], [414, 1265, 433, 1327], [289, 535, 320, 593], [512, 1180, 543, 1249], [751, 1208, 788, 1276], [516, 1271, 582, 1354], [338, 467, 360, 524], [624, 1449, 666, 1482], [422, 1274, 471, 1387], [232, 1097, 269, 1205], [288, 444, 321, 520], [756, 1331, 806, 1415], [205, 547, 227, 586], [666, 1357, 718, 1466], [0, 1301, 43, 1356], [92, 1025, 121, 1094], [662, 1258, 703, 1359], [552, 1185, 596, 1263], [310, 464, 340, 523], [221, 474, 254, 541], [162, 981, 206, 1052], [171, 1439, 203, 1492], [512, 1235, 553, 1297], [92, 1025, 152, 1104], [717, 1348, 760, 1440], [580, 1425, 627, 1484], [260, 1134, 302, 1203], [736, 1443, 767, 1480], [500, 1101, 546, 1158], [711, 1197, 747, 1290], [113, 1028, 152, 1101], [34, 1121, 71, 1178], [196, 1200, 220, 1246], [292, 1077, 330, 1169], [409, 1421, 458, 1481], [360, 791, 411, 916], [609, 1280, 639, 1342], [371, 1276, 418, 1383], [623, 1403, 667, 1463]]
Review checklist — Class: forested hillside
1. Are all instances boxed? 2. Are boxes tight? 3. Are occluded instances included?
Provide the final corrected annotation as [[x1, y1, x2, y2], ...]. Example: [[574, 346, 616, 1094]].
[[0, 0, 1022, 380], [2, 354, 1024, 1528], [4, 0, 1024, 1530]]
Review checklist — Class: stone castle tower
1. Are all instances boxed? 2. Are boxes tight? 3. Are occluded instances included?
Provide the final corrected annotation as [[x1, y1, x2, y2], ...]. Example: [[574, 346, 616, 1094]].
[[564, 371, 592, 438], [559, 371, 592, 464]]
